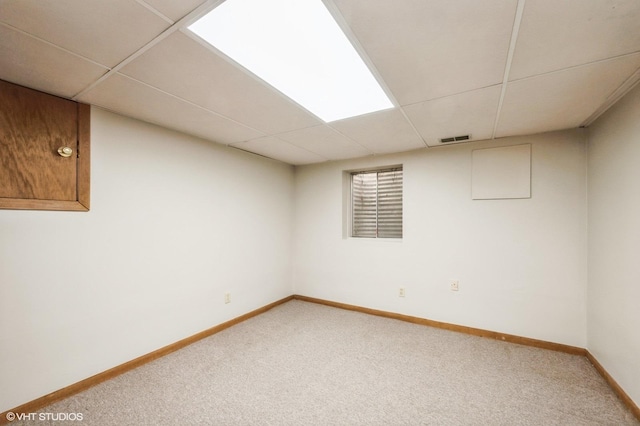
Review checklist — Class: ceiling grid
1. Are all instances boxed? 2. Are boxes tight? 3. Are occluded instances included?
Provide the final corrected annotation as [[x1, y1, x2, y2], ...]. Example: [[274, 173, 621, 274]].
[[1, 0, 639, 164]]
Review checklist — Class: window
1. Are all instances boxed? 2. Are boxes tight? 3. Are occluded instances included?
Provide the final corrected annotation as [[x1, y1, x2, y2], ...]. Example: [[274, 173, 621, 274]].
[[351, 167, 403, 238]]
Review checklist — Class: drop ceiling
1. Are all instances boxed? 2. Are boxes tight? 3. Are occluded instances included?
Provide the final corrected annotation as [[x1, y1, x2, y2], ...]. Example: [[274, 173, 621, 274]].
[[1, 0, 639, 165]]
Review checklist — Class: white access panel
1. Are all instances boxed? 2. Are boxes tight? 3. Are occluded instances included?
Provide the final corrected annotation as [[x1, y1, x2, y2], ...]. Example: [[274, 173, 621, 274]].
[[472, 144, 531, 200]]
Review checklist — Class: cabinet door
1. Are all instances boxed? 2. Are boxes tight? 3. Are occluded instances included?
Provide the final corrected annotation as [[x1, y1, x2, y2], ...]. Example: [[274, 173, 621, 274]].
[[0, 80, 90, 211]]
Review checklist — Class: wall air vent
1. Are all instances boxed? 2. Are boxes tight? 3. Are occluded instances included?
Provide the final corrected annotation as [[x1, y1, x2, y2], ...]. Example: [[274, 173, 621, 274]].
[[440, 135, 471, 144]]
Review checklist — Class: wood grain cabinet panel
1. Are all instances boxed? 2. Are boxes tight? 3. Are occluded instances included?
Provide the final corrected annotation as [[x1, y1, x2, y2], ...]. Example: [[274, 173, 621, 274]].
[[0, 80, 90, 211]]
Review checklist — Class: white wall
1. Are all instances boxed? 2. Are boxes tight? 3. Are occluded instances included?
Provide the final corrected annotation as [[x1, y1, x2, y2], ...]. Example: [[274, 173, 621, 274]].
[[587, 84, 640, 406], [10, 100, 636, 412], [293, 130, 587, 347], [0, 108, 294, 412]]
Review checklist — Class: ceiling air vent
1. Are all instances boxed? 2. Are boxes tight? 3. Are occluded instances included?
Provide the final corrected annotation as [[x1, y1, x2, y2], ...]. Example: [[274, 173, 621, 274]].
[[440, 134, 471, 144]]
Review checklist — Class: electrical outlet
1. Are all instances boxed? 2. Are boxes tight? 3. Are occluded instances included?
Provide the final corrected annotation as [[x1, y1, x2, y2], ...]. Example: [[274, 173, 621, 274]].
[[399, 287, 405, 297], [450, 280, 459, 291], [224, 292, 231, 304]]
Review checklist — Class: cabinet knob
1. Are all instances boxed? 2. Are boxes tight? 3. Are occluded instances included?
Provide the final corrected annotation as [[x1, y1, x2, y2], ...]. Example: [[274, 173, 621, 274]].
[[57, 146, 73, 158]]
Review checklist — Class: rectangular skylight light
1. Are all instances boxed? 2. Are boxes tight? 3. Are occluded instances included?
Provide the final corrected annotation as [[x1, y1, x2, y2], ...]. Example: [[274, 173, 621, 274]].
[[188, 0, 394, 122]]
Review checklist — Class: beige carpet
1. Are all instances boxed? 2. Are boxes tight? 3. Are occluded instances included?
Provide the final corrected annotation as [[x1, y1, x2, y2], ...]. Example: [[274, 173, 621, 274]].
[[13, 300, 639, 425]]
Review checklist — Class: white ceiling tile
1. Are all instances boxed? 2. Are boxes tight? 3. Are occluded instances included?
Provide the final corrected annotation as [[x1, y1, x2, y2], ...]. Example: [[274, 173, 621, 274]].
[[4, 0, 639, 165], [77, 73, 264, 145], [331, 0, 517, 105], [403, 86, 502, 147], [496, 53, 640, 138], [120, 31, 321, 135], [0, 24, 108, 98], [277, 125, 372, 161], [231, 137, 326, 165], [329, 109, 425, 154], [140, 0, 206, 22], [0, 0, 170, 67], [510, 0, 640, 80]]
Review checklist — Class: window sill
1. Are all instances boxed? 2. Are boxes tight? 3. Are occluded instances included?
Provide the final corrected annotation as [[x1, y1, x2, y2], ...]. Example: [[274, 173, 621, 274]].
[[345, 237, 403, 243]]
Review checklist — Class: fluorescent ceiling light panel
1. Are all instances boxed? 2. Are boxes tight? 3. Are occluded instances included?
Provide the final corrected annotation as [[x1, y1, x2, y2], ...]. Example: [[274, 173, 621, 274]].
[[188, 0, 393, 122]]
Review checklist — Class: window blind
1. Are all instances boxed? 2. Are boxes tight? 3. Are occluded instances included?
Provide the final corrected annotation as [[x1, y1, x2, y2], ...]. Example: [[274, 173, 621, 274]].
[[352, 167, 402, 238]]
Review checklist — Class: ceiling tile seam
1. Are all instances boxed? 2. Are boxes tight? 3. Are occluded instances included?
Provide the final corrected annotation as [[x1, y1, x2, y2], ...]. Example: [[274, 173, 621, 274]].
[[134, 0, 175, 24], [0, 21, 111, 71], [321, 0, 400, 109], [491, 0, 527, 140], [273, 125, 371, 158], [396, 106, 429, 148], [109, 72, 267, 138], [231, 135, 329, 161], [226, 145, 298, 164], [323, 124, 375, 156], [179, 28, 322, 125], [581, 66, 640, 127], [506, 50, 640, 85], [71, 0, 224, 101], [89, 102, 223, 144], [177, 0, 227, 28], [399, 83, 503, 109]]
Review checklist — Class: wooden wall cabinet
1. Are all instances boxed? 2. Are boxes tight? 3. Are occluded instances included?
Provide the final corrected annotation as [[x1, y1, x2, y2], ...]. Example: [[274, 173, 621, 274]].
[[0, 80, 90, 211]]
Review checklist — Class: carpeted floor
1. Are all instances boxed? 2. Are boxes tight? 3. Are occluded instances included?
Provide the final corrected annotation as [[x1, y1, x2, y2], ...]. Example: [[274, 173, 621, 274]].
[[13, 300, 639, 425]]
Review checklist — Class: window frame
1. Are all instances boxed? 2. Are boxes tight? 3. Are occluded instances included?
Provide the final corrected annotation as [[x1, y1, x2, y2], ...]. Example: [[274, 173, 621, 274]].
[[349, 166, 403, 239]]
